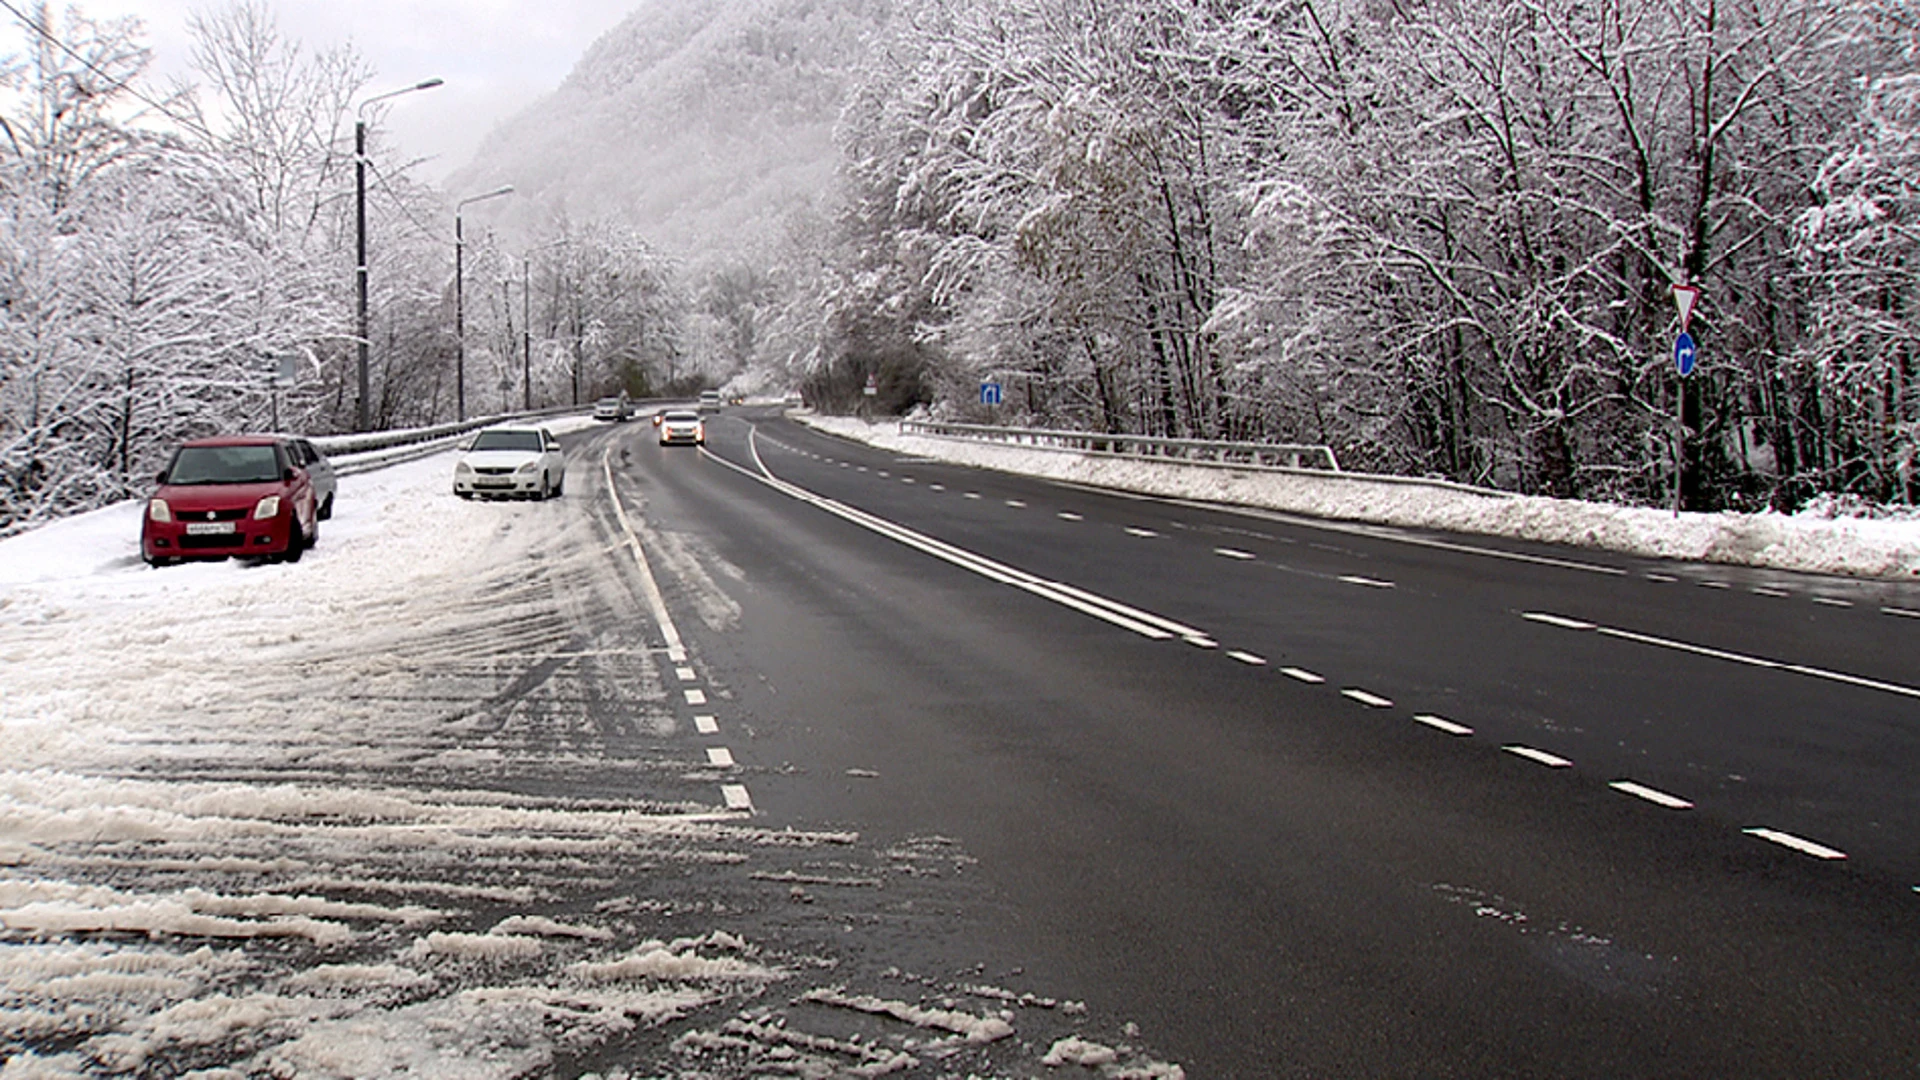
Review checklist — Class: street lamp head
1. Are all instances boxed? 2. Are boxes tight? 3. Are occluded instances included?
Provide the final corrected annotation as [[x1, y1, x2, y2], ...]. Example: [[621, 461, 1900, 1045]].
[[358, 77, 446, 118], [458, 185, 516, 211]]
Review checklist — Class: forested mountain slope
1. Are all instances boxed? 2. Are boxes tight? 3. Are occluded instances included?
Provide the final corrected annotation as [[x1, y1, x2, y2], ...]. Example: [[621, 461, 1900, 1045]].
[[448, 0, 887, 266]]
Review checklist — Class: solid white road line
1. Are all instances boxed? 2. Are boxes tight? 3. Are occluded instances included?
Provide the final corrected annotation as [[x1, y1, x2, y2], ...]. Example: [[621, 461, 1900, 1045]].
[[728, 433, 1218, 645], [1281, 667, 1326, 684], [684, 689, 708, 706], [707, 748, 736, 767], [1504, 745, 1573, 768], [601, 451, 686, 658], [1413, 714, 1473, 736], [1521, 611, 1920, 700], [1341, 688, 1394, 708], [1743, 828, 1846, 860], [1338, 575, 1395, 589], [1215, 548, 1258, 560], [1609, 780, 1694, 809], [694, 715, 720, 735], [1228, 650, 1267, 665], [721, 785, 753, 811]]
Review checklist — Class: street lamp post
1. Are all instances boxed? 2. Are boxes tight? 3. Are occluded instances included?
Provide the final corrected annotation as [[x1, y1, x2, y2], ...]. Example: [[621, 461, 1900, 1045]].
[[354, 78, 443, 432], [454, 185, 514, 422], [519, 238, 567, 412]]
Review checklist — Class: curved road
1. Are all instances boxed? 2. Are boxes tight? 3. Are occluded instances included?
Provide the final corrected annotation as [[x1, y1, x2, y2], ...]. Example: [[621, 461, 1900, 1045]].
[[604, 405, 1920, 1078]]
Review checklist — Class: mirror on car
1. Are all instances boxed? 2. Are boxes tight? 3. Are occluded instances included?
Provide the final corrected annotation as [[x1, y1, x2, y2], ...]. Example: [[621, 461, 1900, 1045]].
[[155, 470, 168, 485]]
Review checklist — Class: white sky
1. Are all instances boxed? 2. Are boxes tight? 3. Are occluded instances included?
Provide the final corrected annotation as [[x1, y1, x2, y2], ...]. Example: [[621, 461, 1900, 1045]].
[[57, 0, 644, 184]]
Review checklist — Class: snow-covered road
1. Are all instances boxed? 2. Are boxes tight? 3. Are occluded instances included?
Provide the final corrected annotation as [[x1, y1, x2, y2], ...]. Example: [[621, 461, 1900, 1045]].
[[0, 437, 1173, 1077]]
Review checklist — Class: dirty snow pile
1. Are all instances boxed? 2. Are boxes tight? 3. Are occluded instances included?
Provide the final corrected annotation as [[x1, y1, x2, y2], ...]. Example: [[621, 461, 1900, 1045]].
[[798, 415, 1920, 579]]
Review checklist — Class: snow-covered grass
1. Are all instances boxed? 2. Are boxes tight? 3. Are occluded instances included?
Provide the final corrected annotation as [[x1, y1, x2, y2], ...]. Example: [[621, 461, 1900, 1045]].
[[797, 415, 1920, 579]]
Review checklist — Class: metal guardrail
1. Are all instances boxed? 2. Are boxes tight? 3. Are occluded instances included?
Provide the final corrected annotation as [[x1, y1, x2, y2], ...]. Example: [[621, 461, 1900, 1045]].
[[898, 419, 1341, 472], [893, 417, 1517, 499], [311, 404, 587, 476]]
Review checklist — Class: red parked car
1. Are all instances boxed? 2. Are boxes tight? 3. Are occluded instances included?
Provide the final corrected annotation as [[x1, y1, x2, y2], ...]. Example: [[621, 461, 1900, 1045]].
[[141, 436, 322, 567]]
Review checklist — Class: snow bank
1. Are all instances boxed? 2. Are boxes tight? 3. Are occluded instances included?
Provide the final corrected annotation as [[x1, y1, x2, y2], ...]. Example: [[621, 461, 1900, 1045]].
[[800, 988, 1015, 1044], [798, 416, 1920, 579]]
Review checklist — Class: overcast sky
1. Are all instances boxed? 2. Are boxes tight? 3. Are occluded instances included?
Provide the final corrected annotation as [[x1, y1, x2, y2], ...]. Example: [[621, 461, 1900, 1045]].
[[61, 0, 641, 186]]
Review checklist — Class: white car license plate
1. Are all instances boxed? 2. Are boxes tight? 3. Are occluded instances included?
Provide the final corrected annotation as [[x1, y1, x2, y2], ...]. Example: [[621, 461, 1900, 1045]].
[[184, 521, 236, 535], [477, 479, 512, 488]]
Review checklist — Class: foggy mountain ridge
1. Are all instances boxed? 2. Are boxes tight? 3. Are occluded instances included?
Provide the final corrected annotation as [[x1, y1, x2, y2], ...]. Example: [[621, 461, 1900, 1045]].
[[447, 0, 890, 265]]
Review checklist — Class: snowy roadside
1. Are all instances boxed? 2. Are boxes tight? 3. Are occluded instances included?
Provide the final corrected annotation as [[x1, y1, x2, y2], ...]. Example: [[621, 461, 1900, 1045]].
[[0, 429, 1187, 1078], [794, 415, 1920, 580]]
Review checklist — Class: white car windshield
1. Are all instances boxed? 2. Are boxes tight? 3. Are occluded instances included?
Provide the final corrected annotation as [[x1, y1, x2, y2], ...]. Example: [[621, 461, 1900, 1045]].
[[471, 431, 543, 452]]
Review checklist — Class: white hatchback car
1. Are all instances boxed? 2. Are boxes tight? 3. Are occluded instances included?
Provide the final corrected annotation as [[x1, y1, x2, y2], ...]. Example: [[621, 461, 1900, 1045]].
[[453, 426, 567, 500]]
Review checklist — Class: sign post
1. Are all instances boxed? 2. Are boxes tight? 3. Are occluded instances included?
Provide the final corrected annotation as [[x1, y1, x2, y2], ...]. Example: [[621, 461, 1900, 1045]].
[[1670, 283, 1703, 517]]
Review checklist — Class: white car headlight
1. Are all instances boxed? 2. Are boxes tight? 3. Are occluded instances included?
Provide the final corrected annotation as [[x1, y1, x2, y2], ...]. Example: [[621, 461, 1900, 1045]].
[[516, 461, 539, 474], [148, 499, 172, 523], [455, 461, 474, 476], [253, 495, 281, 520]]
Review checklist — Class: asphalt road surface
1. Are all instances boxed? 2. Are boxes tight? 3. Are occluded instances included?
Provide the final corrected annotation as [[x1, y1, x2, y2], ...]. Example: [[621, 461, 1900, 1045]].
[[598, 406, 1920, 1078]]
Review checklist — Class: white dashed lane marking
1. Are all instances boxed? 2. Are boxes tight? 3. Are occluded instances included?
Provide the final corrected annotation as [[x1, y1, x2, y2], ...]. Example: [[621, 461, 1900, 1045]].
[[931, 483, 946, 491], [1057, 512, 1084, 521], [706, 748, 736, 767], [1280, 667, 1326, 684], [1751, 586, 1790, 598], [1214, 548, 1258, 560], [675, 666, 698, 681], [721, 785, 754, 811], [1645, 573, 1678, 582], [1125, 527, 1160, 538], [1812, 597, 1853, 608], [1744, 828, 1846, 860], [684, 689, 708, 706], [1700, 581, 1731, 589], [964, 492, 981, 500], [1338, 575, 1395, 589], [1227, 650, 1266, 666], [1340, 688, 1394, 708], [1413, 714, 1473, 736], [1886, 607, 1920, 619], [1006, 499, 1027, 508], [1609, 780, 1694, 809], [1504, 745, 1573, 768], [694, 715, 719, 735]]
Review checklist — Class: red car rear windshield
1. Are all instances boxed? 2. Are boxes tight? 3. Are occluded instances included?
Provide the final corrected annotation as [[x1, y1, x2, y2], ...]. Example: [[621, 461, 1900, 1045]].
[[168, 445, 282, 484]]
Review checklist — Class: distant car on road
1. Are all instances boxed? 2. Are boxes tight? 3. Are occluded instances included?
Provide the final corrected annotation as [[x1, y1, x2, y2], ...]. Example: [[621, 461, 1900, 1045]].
[[658, 410, 705, 447], [453, 426, 567, 500], [594, 395, 632, 422], [142, 435, 324, 566], [698, 390, 722, 414]]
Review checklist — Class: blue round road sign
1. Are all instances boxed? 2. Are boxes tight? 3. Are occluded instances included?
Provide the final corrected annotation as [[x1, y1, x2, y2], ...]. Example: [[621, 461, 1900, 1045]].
[[1674, 331, 1697, 377]]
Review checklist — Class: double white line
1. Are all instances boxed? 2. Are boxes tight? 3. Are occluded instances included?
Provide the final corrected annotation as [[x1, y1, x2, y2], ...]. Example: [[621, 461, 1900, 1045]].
[[710, 436, 1216, 646]]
